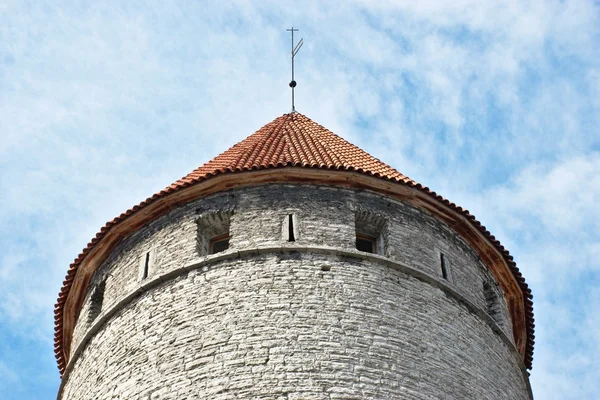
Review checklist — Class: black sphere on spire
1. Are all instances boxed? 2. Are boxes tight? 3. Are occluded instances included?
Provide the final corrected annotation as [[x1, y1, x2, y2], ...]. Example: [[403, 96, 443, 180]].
[[289, 80, 297, 88]]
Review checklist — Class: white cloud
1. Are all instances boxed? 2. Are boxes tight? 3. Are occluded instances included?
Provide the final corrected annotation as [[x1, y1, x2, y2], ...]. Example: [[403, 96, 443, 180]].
[[1, 0, 598, 398], [485, 155, 599, 234]]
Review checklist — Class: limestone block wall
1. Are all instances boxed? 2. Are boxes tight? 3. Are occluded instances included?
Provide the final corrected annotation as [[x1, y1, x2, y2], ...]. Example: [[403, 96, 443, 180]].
[[64, 183, 525, 399], [62, 253, 530, 399]]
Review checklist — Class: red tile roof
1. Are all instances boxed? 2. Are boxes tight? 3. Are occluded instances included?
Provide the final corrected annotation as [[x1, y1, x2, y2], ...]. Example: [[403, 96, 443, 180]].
[[173, 112, 410, 184], [54, 112, 534, 374]]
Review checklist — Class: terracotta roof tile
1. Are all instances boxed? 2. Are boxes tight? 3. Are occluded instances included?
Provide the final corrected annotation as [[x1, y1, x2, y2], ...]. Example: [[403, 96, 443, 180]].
[[169, 113, 407, 185], [54, 112, 534, 375]]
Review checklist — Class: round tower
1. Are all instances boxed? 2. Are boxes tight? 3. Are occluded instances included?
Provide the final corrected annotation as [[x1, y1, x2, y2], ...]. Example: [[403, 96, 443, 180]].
[[55, 112, 534, 399]]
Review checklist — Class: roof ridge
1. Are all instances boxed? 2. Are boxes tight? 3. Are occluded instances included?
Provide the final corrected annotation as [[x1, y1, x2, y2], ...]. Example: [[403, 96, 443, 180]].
[[296, 113, 405, 179], [293, 115, 339, 166], [242, 114, 290, 169]]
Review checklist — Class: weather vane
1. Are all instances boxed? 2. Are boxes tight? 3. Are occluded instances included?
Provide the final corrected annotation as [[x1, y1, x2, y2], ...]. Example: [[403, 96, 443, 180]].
[[286, 26, 303, 112]]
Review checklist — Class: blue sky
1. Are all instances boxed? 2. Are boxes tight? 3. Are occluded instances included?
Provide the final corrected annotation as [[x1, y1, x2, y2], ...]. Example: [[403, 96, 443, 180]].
[[1, 1, 598, 399]]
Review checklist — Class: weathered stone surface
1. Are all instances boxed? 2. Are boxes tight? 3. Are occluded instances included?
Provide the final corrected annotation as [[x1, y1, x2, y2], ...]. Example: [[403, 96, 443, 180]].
[[63, 184, 528, 399]]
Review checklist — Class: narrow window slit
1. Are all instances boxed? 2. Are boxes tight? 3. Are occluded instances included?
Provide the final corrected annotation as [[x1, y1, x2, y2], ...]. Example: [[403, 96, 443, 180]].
[[139, 249, 154, 281], [288, 214, 295, 242], [440, 253, 448, 280], [142, 252, 150, 280]]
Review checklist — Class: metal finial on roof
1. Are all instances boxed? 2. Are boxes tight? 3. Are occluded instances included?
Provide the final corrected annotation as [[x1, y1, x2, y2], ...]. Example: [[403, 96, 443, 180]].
[[286, 26, 303, 112]]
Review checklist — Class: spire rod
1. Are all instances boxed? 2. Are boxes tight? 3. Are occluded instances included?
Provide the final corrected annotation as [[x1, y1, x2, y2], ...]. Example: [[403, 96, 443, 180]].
[[286, 26, 303, 112]]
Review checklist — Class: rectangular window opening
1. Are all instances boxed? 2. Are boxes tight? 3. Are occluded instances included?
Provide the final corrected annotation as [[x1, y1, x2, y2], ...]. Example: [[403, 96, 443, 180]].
[[288, 214, 295, 242], [88, 280, 105, 324], [356, 234, 376, 254], [483, 280, 503, 328], [197, 210, 232, 257], [355, 211, 386, 256], [210, 234, 230, 254], [440, 253, 448, 280]]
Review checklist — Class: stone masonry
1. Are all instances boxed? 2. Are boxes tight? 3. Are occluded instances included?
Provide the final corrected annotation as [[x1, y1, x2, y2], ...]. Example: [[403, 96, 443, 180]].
[[60, 184, 531, 399]]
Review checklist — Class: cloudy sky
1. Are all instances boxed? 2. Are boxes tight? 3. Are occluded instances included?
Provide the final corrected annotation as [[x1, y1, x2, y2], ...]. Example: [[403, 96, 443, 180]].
[[1, 1, 598, 398]]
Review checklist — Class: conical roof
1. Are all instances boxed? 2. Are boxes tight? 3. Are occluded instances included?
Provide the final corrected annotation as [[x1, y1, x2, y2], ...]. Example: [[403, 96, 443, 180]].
[[54, 112, 534, 375], [170, 112, 412, 187]]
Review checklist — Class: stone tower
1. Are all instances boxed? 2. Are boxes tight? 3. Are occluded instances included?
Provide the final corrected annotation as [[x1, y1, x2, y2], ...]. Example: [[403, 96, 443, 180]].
[[55, 112, 535, 399]]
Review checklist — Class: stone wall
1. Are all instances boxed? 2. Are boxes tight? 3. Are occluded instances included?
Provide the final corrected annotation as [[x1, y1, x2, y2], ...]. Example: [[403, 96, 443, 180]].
[[63, 184, 526, 399]]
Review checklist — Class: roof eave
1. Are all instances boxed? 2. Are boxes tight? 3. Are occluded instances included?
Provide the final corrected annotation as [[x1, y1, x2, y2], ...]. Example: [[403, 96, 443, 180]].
[[55, 166, 534, 375]]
